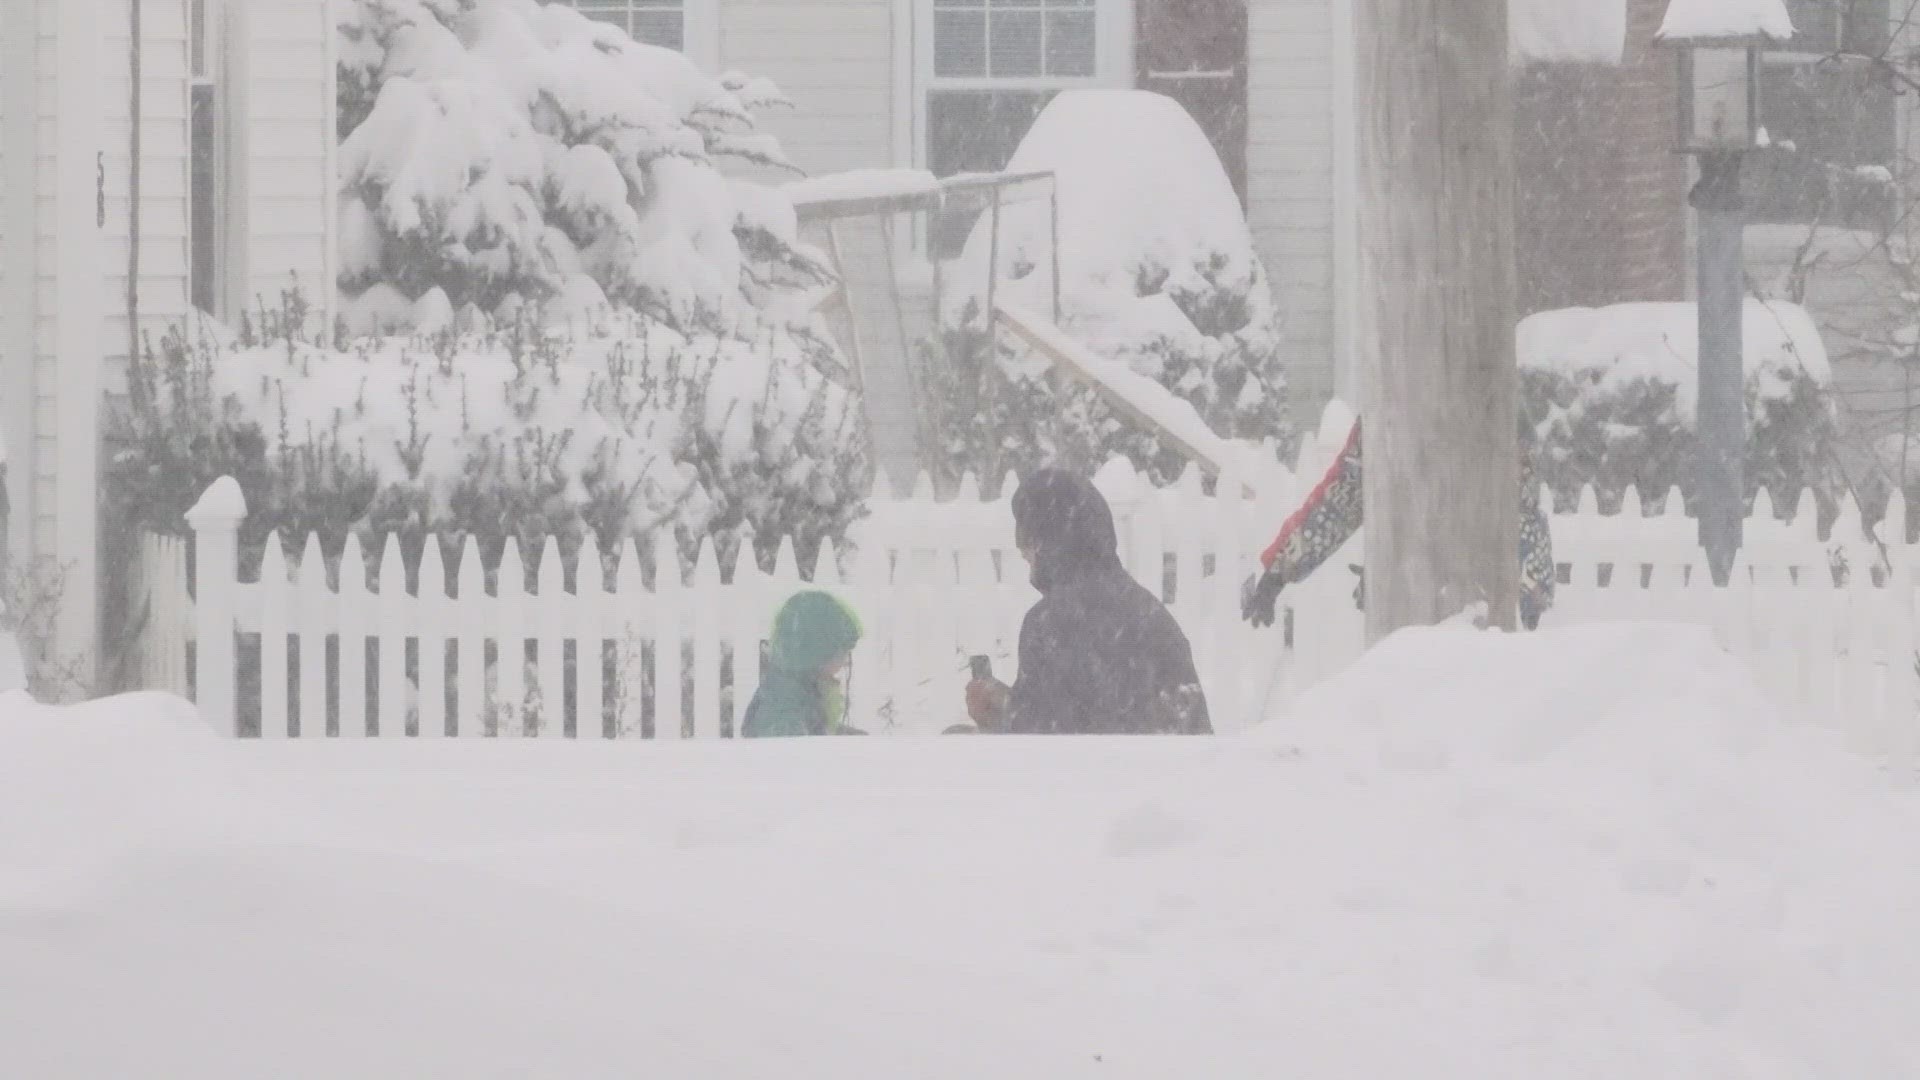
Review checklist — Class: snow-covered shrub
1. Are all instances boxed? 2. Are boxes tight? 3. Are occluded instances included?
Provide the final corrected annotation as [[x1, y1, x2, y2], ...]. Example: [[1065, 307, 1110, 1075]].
[[1519, 300, 1845, 519], [110, 0, 871, 567], [0, 558, 89, 702], [924, 90, 1292, 487], [107, 302, 868, 577], [336, 0, 825, 327]]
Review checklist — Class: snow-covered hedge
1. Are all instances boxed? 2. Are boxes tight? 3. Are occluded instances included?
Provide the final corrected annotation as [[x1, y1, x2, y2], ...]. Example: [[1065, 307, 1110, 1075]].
[[336, 0, 825, 328], [108, 304, 868, 577], [924, 90, 1292, 488], [107, 0, 873, 575], [1519, 300, 1844, 518]]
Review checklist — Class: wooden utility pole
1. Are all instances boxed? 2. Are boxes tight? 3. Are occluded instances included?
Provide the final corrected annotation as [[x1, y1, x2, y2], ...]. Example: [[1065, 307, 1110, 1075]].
[[1354, 0, 1520, 640]]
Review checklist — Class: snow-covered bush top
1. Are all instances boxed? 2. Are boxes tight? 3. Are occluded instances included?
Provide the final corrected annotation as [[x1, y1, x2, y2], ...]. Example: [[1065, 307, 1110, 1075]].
[[112, 304, 869, 577], [928, 89, 1292, 487], [1519, 300, 1831, 419], [337, 0, 816, 328], [955, 90, 1260, 323], [1518, 300, 1841, 519]]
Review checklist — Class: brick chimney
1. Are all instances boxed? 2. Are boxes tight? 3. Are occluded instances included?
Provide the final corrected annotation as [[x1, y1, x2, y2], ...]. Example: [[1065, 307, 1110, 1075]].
[[1515, 0, 1690, 315]]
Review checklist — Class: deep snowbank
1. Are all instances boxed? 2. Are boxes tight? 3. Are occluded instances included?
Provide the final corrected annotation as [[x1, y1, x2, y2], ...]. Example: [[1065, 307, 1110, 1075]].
[[0, 692, 243, 880], [4, 625, 1918, 1077]]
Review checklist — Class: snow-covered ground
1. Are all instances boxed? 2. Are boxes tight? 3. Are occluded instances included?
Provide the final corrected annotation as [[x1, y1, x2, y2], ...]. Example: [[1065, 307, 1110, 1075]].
[[5, 623, 1919, 1077]]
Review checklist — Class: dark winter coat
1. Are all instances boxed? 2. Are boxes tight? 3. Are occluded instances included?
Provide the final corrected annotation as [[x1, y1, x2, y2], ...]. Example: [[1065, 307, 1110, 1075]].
[[1005, 470, 1212, 735], [741, 591, 863, 738]]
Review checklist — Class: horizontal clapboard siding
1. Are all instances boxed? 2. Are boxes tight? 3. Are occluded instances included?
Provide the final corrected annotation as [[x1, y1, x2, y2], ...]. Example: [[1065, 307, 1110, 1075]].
[[1247, 0, 1338, 422]]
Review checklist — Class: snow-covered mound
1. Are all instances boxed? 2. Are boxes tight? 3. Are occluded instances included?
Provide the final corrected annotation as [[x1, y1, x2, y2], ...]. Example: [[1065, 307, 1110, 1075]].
[[0, 692, 244, 883], [1519, 299, 1839, 511], [1519, 299, 1830, 417], [959, 90, 1260, 312], [6, 626, 1920, 1076], [931, 89, 1292, 483], [1249, 622, 1920, 1072]]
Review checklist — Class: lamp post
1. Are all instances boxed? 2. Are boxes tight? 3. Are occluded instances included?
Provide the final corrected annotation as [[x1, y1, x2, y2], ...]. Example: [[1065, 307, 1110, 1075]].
[[1658, 29, 1785, 585]]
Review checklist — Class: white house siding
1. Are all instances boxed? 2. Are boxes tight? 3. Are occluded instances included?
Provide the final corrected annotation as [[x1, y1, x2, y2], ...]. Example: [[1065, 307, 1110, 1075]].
[[0, 7, 22, 558], [234, 0, 337, 319], [100, 0, 195, 403], [0, 0, 196, 674], [719, 0, 899, 178], [30, 0, 63, 569], [717, 0, 928, 487], [1246, 0, 1341, 425]]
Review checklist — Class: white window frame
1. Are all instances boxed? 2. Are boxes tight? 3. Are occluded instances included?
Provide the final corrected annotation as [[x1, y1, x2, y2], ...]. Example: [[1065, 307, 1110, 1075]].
[[1771, 0, 1890, 59], [909, 0, 1133, 175], [560, 0, 719, 71]]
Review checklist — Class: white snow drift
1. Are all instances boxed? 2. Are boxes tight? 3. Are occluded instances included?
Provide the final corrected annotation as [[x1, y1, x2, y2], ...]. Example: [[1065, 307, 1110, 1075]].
[[5, 624, 1919, 1076]]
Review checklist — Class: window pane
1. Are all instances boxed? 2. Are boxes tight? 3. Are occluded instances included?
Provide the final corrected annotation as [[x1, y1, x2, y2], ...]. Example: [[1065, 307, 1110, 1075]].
[[1781, 0, 1889, 53], [191, 84, 218, 314], [1748, 59, 1895, 228], [565, 1, 686, 50], [629, 9, 684, 50], [1842, 0, 1891, 52], [190, 0, 206, 77], [926, 89, 1055, 255], [1044, 9, 1096, 77], [1782, 0, 1838, 50], [574, 3, 633, 34], [935, 10, 988, 77], [989, 10, 1042, 77]]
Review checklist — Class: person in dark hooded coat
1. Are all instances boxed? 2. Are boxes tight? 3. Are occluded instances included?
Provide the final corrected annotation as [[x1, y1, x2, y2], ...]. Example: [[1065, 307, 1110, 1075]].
[[965, 469, 1212, 735]]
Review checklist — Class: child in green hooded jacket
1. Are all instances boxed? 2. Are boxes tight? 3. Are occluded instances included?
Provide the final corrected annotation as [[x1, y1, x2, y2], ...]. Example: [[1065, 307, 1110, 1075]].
[[741, 590, 865, 738]]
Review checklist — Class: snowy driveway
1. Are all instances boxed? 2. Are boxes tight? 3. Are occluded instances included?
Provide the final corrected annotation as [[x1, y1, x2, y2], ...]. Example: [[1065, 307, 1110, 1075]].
[[5, 623, 1920, 1077]]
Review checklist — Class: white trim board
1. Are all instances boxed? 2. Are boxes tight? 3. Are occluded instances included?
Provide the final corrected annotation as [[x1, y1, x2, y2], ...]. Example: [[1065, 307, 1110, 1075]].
[[1, 0, 40, 559]]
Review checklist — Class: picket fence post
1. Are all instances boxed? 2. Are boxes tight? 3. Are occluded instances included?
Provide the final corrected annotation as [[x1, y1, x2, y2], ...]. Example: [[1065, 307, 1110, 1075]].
[[184, 477, 246, 737]]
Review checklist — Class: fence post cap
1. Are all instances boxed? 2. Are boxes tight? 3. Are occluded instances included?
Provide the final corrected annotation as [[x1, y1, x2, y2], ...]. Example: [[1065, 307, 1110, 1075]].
[[1092, 455, 1140, 505], [185, 477, 247, 528]]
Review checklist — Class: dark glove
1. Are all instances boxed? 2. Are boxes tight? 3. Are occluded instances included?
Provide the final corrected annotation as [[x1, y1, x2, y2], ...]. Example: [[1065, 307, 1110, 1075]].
[[1240, 566, 1287, 628]]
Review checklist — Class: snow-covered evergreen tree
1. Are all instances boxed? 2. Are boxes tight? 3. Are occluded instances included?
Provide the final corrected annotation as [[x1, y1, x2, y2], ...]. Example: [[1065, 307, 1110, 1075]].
[[109, 0, 870, 578], [336, 0, 826, 327]]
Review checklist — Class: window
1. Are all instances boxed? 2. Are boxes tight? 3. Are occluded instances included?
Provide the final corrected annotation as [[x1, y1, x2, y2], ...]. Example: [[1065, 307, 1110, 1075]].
[[1778, 0, 1891, 56], [567, 0, 687, 52], [918, 0, 1129, 254], [189, 0, 219, 315], [1747, 1, 1895, 228], [931, 0, 1099, 81]]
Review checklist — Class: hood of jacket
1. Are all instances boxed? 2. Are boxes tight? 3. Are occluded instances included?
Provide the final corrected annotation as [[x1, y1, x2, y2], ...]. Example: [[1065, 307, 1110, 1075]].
[[1011, 469, 1125, 594], [766, 590, 862, 675]]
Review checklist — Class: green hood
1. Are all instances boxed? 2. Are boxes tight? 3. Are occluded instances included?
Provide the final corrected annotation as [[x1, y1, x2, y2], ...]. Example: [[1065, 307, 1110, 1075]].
[[767, 591, 862, 675]]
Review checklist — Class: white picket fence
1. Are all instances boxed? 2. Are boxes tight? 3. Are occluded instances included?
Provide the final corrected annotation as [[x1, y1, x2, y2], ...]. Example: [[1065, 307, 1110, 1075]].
[[133, 441, 1920, 759]]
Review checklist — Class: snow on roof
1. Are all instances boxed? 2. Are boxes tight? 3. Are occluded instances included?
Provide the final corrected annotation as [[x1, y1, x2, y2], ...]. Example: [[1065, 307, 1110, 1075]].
[[1657, 0, 1795, 42], [1512, 0, 1627, 64], [782, 169, 943, 213]]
